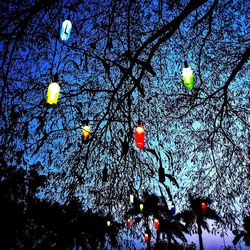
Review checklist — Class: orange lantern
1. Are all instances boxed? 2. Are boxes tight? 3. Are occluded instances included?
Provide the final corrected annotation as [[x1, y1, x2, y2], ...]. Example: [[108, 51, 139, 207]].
[[135, 121, 144, 149], [154, 218, 159, 230], [82, 120, 90, 142]]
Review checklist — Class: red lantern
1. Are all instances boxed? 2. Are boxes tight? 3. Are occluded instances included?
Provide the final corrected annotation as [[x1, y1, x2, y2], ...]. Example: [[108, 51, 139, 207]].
[[135, 122, 145, 149], [154, 218, 159, 230], [144, 233, 149, 242], [201, 202, 207, 214], [127, 219, 131, 228]]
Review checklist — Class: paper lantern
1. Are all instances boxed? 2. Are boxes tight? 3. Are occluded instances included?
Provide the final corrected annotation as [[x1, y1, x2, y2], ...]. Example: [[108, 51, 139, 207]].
[[127, 219, 131, 228], [154, 218, 159, 230], [139, 203, 144, 212], [107, 220, 111, 227], [60, 20, 72, 41], [82, 121, 90, 142], [182, 61, 194, 89], [144, 233, 149, 242], [130, 194, 134, 203], [170, 204, 176, 216], [135, 122, 145, 149], [201, 202, 207, 214], [46, 82, 60, 105]]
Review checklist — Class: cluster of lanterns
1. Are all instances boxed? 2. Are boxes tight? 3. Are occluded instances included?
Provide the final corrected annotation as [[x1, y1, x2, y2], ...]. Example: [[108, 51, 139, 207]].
[[46, 19, 194, 147], [45, 18, 196, 245]]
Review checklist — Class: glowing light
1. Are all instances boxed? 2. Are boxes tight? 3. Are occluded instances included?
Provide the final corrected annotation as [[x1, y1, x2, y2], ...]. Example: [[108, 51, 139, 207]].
[[130, 194, 134, 203], [139, 203, 144, 212], [127, 219, 131, 228], [154, 218, 159, 230], [135, 124, 145, 149], [201, 202, 207, 214], [82, 124, 91, 142], [46, 82, 60, 105], [182, 66, 194, 89], [60, 20, 72, 41]]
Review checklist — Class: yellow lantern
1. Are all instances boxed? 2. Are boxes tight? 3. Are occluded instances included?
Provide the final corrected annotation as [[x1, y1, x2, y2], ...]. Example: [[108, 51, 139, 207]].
[[107, 220, 111, 227], [46, 82, 60, 105]]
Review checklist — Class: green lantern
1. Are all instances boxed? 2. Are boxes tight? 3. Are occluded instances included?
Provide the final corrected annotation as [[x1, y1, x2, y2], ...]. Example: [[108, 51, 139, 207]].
[[107, 220, 111, 227], [182, 61, 194, 89]]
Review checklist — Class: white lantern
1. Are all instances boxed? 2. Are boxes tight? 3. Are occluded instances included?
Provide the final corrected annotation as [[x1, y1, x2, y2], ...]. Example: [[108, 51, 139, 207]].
[[60, 20, 72, 41]]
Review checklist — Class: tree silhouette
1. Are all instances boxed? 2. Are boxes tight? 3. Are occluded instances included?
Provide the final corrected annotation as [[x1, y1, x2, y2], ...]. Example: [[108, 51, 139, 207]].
[[0, 162, 120, 249], [178, 194, 224, 250], [126, 191, 191, 249], [233, 215, 250, 247], [0, 0, 249, 248]]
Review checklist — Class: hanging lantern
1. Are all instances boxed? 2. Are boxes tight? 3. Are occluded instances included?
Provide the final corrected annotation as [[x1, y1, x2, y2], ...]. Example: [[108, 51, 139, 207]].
[[139, 203, 144, 212], [130, 194, 134, 203], [46, 74, 60, 105], [60, 19, 72, 41], [127, 219, 132, 228], [170, 204, 176, 216], [46, 82, 60, 105], [201, 202, 207, 214], [158, 166, 165, 183], [107, 220, 111, 227], [144, 233, 149, 242], [182, 60, 194, 89], [154, 218, 159, 230], [82, 120, 91, 143], [135, 121, 145, 149]]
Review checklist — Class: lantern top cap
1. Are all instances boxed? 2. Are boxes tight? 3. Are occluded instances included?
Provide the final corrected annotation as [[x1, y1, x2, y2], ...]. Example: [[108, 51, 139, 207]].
[[83, 119, 89, 125], [184, 60, 188, 68], [53, 73, 59, 82], [137, 119, 143, 126]]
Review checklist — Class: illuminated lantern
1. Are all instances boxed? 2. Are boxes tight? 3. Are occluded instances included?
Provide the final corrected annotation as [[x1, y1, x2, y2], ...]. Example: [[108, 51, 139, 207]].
[[170, 204, 176, 216], [107, 220, 111, 227], [46, 73, 60, 105], [130, 194, 134, 203], [60, 19, 72, 41], [144, 233, 149, 242], [82, 120, 91, 143], [46, 80, 60, 105], [182, 60, 194, 89], [127, 219, 132, 228], [135, 121, 145, 149], [154, 218, 159, 230], [139, 203, 144, 212], [201, 202, 207, 214]]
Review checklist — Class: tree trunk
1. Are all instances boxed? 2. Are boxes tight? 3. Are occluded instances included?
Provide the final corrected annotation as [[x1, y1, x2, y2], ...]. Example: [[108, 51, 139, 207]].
[[197, 220, 204, 250], [167, 233, 171, 248], [146, 217, 151, 250]]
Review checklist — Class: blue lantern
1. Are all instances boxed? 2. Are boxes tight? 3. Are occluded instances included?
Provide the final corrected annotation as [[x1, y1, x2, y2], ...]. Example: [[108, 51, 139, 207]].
[[60, 20, 72, 41], [170, 204, 176, 216]]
